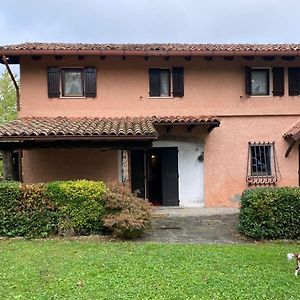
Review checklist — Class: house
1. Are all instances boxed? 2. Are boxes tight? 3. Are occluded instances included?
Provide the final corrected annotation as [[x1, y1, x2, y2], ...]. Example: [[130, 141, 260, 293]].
[[0, 43, 299, 208]]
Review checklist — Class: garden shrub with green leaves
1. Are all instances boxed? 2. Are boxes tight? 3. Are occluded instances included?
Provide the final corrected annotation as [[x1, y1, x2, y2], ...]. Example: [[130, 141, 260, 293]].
[[0, 182, 58, 238], [0, 181, 21, 237], [238, 187, 300, 239], [0, 180, 151, 239], [45, 180, 107, 235]]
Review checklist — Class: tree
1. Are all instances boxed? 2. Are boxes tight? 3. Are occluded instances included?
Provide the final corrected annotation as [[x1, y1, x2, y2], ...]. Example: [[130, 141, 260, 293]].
[[0, 70, 17, 124], [0, 70, 18, 178]]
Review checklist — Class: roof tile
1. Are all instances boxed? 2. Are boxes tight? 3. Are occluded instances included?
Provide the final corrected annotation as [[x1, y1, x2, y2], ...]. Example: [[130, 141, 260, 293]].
[[0, 117, 158, 138], [1, 42, 300, 55]]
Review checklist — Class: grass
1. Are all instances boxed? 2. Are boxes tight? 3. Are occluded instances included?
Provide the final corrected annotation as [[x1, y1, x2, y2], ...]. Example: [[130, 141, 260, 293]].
[[0, 240, 300, 299]]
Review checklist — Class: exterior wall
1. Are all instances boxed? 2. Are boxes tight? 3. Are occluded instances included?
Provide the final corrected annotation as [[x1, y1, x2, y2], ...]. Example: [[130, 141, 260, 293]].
[[17, 55, 300, 207], [19, 56, 300, 118], [153, 140, 204, 207], [204, 116, 299, 207], [22, 149, 119, 183]]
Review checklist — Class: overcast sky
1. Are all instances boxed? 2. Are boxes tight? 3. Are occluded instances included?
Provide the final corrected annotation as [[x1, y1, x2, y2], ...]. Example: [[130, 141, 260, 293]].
[[1, 0, 300, 45]]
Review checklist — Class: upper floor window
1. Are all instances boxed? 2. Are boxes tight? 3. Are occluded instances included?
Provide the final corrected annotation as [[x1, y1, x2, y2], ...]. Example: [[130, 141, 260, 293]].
[[149, 67, 184, 98], [288, 67, 300, 96], [246, 142, 278, 185], [61, 69, 84, 97], [245, 66, 284, 97], [47, 67, 97, 98]]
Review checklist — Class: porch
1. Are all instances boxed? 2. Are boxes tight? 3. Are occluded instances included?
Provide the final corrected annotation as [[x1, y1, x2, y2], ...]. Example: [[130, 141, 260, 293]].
[[0, 115, 220, 207]]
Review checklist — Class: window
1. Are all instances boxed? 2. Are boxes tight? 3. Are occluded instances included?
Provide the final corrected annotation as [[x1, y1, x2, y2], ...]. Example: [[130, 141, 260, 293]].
[[149, 67, 184, 97], [246, 142, 278, 185], [245, 67, 284, 96], [47, 67, 97, 98], [288, 67, 300, 96], [61, 69, 84, 97]]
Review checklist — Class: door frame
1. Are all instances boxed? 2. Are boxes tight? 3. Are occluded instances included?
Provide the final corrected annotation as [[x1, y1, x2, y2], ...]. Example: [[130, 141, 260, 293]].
[[131, 147, 179, 206]]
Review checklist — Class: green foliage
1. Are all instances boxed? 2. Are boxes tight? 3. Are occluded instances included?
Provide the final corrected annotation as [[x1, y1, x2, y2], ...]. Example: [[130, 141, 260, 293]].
[[46, 180, 107, 235], [103, 183, 152, 238], [0, 181, 21, 236], [0, 70, 17, 124], [0, 182, 57, 238], [18, 184, 59, 238], [0, 70, 18, 178], [238, 187, 300, 239], [0, 180, 151, 239]]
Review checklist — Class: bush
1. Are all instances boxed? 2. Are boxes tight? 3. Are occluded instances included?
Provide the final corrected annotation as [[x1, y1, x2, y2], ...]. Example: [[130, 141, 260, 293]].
[[238, 187, 300, 239], [103, 183, 152, 239], [0, 180, 151, 239], [18, 184, 58, 238], [45, 180, 107, 235], [0, 182, 58, 238], [0, 181, 21, 237]]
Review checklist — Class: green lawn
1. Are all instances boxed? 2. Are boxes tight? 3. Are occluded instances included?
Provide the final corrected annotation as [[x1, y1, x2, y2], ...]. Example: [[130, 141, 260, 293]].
[[0, 240, 299, 299]]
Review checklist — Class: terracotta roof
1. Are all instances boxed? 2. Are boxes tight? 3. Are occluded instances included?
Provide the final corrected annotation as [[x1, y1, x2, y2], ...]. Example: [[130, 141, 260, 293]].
[[0, 116, 220, 140], [283, 120, 300, 141], [1, 43, 300, 56], [0, 117, 158, 139], [152, 115, 220, 124]]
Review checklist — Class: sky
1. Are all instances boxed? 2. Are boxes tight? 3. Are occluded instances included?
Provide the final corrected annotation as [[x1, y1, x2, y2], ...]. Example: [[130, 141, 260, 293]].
[[1, 0, 300, 73]]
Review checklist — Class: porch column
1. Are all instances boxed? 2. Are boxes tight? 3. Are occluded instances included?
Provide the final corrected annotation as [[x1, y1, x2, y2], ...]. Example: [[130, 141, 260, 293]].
[[121, 150, 129, 184], [2, 150, 13, 180]]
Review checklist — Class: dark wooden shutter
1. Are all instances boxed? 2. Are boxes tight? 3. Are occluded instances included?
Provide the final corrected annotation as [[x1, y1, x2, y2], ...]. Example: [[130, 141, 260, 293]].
[[272, 67, 284, 96], [172, 67, 184, 97], [130, 150, 146, 198], [245, 66, 252, 95], [149, 68, 161, 97], [47, 67, 60, 98], [85, 67, 97, 98], [288, 67, 300, 96], [161, 148, 179, 206]]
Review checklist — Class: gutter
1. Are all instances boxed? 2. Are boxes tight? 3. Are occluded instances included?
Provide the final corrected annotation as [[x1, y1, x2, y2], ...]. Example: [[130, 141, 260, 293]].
[[1, 55, 20, 111]]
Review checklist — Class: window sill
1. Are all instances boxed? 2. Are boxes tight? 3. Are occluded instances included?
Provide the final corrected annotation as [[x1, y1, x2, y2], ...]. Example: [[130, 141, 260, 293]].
[[148, 96, 174, 99], [59, 96, 88, 99]]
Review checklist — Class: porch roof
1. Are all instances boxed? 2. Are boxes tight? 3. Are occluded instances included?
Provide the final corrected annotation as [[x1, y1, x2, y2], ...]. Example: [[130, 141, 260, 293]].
[[152, 115, 220, 125], [0, 117, 158, 141]]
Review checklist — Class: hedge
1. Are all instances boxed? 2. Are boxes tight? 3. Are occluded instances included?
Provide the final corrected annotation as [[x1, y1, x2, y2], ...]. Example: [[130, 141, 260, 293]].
[[0, 180, 151, 239], [46, 181, 107, 235], [238, 187, 300, 239]]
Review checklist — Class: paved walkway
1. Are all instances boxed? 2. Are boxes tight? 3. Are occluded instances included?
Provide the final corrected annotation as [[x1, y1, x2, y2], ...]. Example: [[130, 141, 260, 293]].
[[138, 207, 250, 244]]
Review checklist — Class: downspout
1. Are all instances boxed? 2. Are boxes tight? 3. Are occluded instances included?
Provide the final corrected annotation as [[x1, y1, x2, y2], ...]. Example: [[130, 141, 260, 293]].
[[1, 55, 20, 111]]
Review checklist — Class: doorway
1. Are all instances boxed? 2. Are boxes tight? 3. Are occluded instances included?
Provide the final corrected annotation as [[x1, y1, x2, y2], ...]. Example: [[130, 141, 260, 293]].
[[131, 147, 179, 206]]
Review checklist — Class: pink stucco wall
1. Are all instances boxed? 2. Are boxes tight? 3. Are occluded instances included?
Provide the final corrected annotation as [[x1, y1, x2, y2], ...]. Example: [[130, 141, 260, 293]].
[[19, 56, 300, 118], [22, 149, 119, 183], [205, 116, 299, 207], [18, 55, 300, 206]]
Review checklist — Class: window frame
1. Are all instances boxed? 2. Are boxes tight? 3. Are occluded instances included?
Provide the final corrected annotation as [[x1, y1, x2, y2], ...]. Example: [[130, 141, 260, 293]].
[[250, 67, 272, 96], [149, 68, 172, 98], [61, 68, 85, 98], [246, 142, 278, 185], [47, 66, 97, 99]]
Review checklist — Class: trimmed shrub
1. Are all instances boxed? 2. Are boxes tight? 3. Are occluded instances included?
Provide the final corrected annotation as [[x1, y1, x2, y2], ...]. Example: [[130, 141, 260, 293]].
[[0, 180, 151, 239], [18, 184, 58, 238], [0, 181, 21, 237], [0, 182, 58, 238], [103, 183, 152, 239], [45, 180, 107, 235], [238, 187, 300, 239]]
